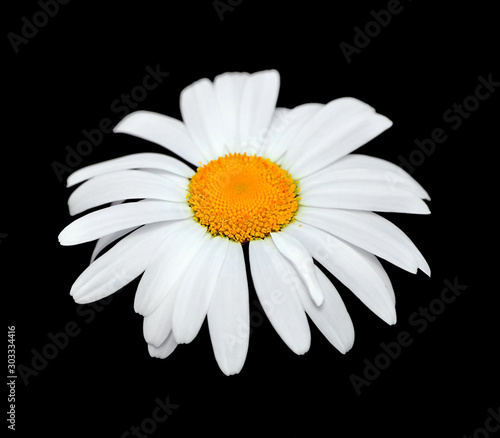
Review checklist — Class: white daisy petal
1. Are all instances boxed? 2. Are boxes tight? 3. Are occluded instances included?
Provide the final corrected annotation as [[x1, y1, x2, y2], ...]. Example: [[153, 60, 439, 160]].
[[90, 226, 138, 263], [249, 238, 311, 355], [296, 266, 355, 354], [294, 113, 392, 179], [172, 236, 230, 344], [297, 207, 430, 275], [70, 222, 171, 304], [257, 107, 289, 155], [301, 165, 427, 202], [66, 152, 194, 188], [213, 72, 250, 153], [286, 222, 396, 325], [281, 98, 373, 168], [300, 171, 430, 214], [68, 170, 187, 216], [134, 220, 209, 316], [282, 98, 392, 178], [140, 170, 190, 190], [271, 231, 324, 306], [58, 201, 193, 246], [180, 78, 225, 162], [208, 241, 249, 376], [148, 332, 178, 359], [263, 104, 324, 162], [326, 154, 430, 200], [238, 69, 280, 155], [113, 110, 203, 166], [143, 287, 179, 347]]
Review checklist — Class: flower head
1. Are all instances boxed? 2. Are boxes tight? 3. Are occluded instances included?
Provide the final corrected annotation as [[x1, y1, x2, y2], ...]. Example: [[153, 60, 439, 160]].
[[59, 70, 430, 375]]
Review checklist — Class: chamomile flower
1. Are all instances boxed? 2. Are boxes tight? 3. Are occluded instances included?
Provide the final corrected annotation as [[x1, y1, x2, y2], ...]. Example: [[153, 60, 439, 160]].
[[59, 70, 430, 375]]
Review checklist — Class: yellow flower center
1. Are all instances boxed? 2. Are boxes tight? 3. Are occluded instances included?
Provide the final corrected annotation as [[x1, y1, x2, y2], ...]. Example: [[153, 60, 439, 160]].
[[187, 153, 300, 243]]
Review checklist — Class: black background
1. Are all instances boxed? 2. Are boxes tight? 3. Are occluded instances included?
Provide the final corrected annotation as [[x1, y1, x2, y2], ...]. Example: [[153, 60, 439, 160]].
[[4, 0, 499, 436]]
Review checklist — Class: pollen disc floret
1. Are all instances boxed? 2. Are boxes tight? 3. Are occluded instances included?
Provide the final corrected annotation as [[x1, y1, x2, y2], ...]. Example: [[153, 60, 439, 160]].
[[188, 153, 300, 243]]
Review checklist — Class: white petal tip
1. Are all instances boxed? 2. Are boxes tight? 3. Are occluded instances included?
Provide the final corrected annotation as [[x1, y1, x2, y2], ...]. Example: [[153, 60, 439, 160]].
[[219, 365, 243, 377], [340, 337, 355, 354], [291, 342, 311, 356], [112, 110, 147, 133], [421, 203, 431, 214], [147, 344, 162, 359], [133, 302, 146, 316], [172, 331, 194, 346], [312, 294, 324, 307], [57, 232, 66, 245], [420, 262, 431, 277], [378, 307, 397, 326], [58, 229, 79, 246], [386, 315, 397, 326], [72, 295, 90, 304]]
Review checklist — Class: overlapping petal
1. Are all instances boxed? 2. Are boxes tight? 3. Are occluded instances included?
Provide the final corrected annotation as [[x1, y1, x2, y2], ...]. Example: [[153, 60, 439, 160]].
[[249, 238, 311, 355], [69, 222, 172, 304], [148, 332, 178, 359], [181, 70, 280, 159], [299, 167, 430, 214], [134, 219, 209, 316], [296, 207, 430, 275], [113, 110, 204, 165], [59, 201, 192, 245], [68, 170, 187, 215], [172, 236, 229, 344], [286, 222, 397, 325], [296, 265, 355, 354], [67, 152, 194, 188], [281, 98, 392, 178], [262, 103, 323, 162]]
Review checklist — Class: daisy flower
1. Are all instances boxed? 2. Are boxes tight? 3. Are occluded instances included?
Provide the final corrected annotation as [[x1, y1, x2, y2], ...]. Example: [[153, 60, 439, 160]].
[[59, 69, 430, 375]]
